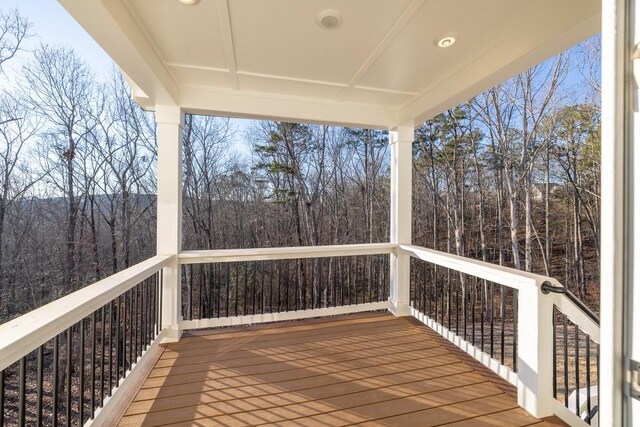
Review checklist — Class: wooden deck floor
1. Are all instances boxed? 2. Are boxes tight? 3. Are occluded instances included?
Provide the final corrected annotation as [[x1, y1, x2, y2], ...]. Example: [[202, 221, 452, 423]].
[[118, 313, 562, 426]]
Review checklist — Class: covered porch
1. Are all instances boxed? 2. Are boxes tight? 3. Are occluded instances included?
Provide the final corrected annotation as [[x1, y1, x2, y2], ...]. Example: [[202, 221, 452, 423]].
[[3, 0, 638, 425]]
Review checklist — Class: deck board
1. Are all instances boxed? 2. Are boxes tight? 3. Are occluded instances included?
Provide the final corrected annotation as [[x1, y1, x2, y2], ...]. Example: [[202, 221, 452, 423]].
[[118, 313, 554, 426]]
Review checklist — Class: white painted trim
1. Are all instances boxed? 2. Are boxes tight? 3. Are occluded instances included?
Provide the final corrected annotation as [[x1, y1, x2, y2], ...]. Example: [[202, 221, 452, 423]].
[[0, 256, 173, 371], [87, 329, 167, 427], [600, 0, 627, 424], [410, 308, 519, 387], [178, 85, 397, 130], [551, 293, 600, 342], [180, 301, 390, 330], [179, 243, 396, 264], [549, 399, 593, 427], [400, 244, 551, 290]]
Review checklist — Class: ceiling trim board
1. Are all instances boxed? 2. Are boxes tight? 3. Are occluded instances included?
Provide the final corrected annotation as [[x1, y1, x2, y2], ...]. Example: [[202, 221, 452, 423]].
[[335, 0, 426, 101], [215, 0, 239, 89]]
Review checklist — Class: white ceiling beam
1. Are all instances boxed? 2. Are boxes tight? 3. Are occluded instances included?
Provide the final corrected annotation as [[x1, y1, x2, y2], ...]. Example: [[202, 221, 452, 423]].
[[336, 0, 425, 101], [215, 0, 239, 90], [179, 86, 397, 129]]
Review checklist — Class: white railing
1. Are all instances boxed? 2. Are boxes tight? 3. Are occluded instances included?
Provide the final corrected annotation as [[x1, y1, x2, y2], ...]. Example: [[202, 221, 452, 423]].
[[0, 255, 172, 426], [0, 242, 601, 426], [401, 244, 600, 427], [178, 243, 395, 330]]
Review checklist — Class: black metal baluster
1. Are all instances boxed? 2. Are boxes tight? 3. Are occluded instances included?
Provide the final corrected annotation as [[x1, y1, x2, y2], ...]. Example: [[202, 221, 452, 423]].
[[490, 282, 495, 357], [288, 261, 298, 311], [260, 261, 265, 314], [99, 307, 105, 408], [131, 285, 140, 363], [66, 327, 72, 426], [455, 274, 460, 335], [500, 286, 505, 364], [234, 263, 239, 316], [586, 335, 592, 424], [252, 263, 257, 315], [80, 319, 85, 426], [243, 263, 248, 315], [463, 276, 468, 341], [440, 270, 444, 326], [512, 289, 518, 371], [198, 264, 203, 319], [188, 266, 193, 320], [575, 324, 580, 416], [108, 303, 113, 397], [480, 280, 485, 352], [139, 282, 143, 354], [225, 263, 230, 317], [563, 315, 569, 408], [123, 291, 129, 373], [115, 295, 121, 383], [596, 344, 600, 419], [448, 270, 452, 330], [37, 345, 43, 426], [19, 357, 26, 427], [53, 335, 59, 427], [128, 290, 133, 372], [277, 261, 282, 312], [471, 280, 476, 345], [435, 267, 440, 322], [152, 275, 157, 337], [0, 369, 4, 427], [157, 273, 162, 333], [144, 279, 149, 346], [148, 278, 153, 344], [268, 262, 274, 313], [91, 312, 96, 419], [158, 272, 162, 333], [217, 265, 222, 318], [142, 280, 147, 350], [359, 257, 364, 306], [552, 307, 557, 399]]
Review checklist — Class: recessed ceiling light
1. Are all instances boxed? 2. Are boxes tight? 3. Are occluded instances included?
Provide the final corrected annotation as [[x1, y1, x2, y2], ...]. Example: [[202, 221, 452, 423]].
[[436, 35, 456, 48], [177, 0, 199, 5], [317, 10, 343, 30]]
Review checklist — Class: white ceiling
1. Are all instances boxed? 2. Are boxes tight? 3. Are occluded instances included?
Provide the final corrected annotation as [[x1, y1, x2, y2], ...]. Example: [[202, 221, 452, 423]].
[[61, 0, 600, 129]]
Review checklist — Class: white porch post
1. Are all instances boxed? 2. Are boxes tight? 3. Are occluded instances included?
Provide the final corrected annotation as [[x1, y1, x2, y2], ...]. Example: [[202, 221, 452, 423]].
[[516, 286, 554, 418], [389, 124, 413, 316], [156, 105, 184, 342]]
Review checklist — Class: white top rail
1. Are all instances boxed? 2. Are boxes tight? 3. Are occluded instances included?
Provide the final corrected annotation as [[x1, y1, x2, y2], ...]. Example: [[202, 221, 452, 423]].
[[402, 244, 600, 341], [0, 255, 174, 371], [179, 243, 396, 264], [400, 244, 560, 291], [550, 292, 600, 342]]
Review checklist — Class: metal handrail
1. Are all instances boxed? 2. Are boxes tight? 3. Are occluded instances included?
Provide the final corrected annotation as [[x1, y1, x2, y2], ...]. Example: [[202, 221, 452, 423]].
[[540, 281, 600, 325]]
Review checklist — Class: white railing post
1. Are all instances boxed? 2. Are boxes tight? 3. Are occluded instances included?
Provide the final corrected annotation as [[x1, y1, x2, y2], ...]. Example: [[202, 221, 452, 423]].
[[517, 283, 555, 418], [389, 124, 413, 316], [156, 105, 184, 342]]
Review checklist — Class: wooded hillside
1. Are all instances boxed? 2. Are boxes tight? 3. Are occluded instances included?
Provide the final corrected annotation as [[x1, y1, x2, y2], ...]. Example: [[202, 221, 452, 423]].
[[0, 10, 601, 323]]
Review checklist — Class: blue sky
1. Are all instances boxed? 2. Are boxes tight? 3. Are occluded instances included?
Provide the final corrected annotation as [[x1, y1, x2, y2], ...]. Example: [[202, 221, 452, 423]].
[[0, 0, 252, 155], [0, 1, 113, 82]]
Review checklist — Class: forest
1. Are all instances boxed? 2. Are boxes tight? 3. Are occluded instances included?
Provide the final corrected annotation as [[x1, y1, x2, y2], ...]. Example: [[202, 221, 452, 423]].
[[0, 9, 601, 324]]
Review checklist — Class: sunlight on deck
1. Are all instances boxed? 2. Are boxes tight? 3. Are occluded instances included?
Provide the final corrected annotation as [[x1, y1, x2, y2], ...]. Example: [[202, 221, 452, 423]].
[[118, 313, 561, 426]]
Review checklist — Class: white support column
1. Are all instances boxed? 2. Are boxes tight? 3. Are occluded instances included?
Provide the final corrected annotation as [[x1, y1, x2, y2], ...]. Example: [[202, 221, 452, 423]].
[[516, 285, 554, 418], [389, 124, 413, 317], [156, 105, 184, 342], [602, 0, 640, 424]]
